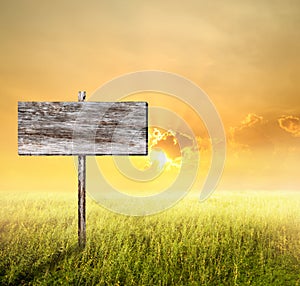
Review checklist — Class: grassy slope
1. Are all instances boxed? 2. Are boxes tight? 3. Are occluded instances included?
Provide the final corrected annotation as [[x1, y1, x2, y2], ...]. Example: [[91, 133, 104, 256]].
[[0, 191, 299, 285]]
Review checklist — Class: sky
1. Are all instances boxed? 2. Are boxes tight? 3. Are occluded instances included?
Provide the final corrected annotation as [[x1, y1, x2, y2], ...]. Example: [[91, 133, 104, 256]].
[[0, 0, 299, 193]]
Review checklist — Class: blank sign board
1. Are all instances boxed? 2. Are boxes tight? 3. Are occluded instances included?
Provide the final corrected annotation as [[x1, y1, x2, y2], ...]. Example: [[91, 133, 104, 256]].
[[18, 102, 148, 155]]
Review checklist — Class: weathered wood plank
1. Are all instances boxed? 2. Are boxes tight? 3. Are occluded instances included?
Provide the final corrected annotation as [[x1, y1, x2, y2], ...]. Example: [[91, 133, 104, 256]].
[[18, 102, 148, 155]]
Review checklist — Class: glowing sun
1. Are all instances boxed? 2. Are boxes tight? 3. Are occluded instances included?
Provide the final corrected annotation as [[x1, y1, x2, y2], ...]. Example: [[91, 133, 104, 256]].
[[150, 149, 168, 169]]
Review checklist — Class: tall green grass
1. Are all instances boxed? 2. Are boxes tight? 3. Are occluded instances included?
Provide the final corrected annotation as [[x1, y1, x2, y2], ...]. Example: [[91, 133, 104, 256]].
[[0, 191, 299, 285]]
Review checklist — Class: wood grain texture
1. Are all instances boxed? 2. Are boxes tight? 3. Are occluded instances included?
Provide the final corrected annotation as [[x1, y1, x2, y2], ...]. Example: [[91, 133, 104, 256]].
[[77, 92, 86, 247], [18, 102, 148, 155], [78, 152, 86, 246]]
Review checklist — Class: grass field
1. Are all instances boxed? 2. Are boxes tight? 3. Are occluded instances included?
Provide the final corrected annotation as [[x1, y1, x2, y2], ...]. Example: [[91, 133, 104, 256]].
[[0, 191, 299, 285]]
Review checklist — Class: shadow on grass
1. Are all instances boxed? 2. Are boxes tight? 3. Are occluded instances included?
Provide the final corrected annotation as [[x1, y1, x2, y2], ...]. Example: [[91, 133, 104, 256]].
[[5, 244, 83, 286]]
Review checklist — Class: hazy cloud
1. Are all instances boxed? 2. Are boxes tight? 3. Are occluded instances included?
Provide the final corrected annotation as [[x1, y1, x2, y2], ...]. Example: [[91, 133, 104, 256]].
[[224, 113, 300, 190], [229, 113, 266, 150], [240, 113, 264, 128], [278, 115, 300, 137]]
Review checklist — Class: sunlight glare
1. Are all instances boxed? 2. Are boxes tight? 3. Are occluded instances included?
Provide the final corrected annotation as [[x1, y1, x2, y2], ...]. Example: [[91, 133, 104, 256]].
[[151, 149, 167, 169]]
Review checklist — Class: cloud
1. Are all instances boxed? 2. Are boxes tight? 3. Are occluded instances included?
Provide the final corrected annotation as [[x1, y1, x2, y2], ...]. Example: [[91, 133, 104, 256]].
[[278, 115, 300, 137], [196, 136, 211, 152], [148, 127, 206, 171], [149, 128, 181, 159], [229, 113, 266, 150], [240, 113, 264, 128]]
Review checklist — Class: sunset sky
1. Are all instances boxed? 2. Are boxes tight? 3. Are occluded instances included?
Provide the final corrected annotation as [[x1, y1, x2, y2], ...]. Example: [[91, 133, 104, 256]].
[[0, 0, 299, 193]]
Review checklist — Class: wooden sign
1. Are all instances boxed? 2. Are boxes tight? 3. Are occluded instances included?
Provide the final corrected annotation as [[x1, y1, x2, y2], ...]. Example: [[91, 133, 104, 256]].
[[18, 93, 148, 247], [18, 101, 148, 156]]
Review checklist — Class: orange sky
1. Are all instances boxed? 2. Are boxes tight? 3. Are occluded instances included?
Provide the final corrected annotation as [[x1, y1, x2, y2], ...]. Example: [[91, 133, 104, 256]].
[[0, 0, 299, 193]]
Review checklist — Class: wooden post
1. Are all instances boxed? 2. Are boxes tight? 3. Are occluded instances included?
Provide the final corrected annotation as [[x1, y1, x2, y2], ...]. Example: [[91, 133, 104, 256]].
[[78, 91, 86, 247]]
